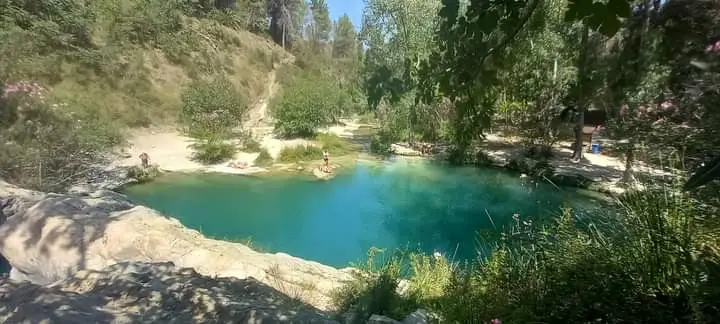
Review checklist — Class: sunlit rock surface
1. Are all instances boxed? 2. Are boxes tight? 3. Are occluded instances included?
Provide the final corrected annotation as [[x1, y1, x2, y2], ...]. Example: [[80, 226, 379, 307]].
[[0, 180, 353, 312]]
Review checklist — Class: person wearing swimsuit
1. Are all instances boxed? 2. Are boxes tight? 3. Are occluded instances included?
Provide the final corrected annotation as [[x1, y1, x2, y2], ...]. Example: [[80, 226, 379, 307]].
[[323, 150, 330, 172]]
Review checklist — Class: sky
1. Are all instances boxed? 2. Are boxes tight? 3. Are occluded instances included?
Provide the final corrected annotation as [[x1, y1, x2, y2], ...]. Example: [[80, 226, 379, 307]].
[[326, 0, 364, 30]]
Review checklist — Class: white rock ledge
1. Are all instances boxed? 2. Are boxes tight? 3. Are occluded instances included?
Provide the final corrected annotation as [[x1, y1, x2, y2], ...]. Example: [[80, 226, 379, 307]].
[[0, 180, 353, 312]]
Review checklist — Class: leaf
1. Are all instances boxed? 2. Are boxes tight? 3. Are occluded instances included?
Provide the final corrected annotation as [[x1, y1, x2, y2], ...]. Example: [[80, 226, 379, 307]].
[[607, 0, 631, 19], [565, 0, 595, 22], [598, 15, 621, 37]]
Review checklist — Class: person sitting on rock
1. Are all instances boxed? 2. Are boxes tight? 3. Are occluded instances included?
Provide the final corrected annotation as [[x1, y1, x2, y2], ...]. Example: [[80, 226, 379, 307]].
[[138, 152, 149, 168]]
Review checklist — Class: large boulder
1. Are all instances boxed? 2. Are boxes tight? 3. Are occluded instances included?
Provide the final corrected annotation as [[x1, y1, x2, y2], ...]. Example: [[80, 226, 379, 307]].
[[0, 261, 338, 323], [0, 181, 353, 311]]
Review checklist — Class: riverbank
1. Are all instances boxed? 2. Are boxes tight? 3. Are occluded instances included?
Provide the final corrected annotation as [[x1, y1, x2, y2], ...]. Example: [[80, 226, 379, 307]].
[[387, 133, 674, 195]]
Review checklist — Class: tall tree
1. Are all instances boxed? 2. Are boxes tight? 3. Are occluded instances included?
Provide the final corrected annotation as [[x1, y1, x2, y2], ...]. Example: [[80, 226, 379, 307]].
[[308, 0, 331, 46], [268, 0, 300, 49], [239, 0, 269, 33], [332, 14, 357, 58]]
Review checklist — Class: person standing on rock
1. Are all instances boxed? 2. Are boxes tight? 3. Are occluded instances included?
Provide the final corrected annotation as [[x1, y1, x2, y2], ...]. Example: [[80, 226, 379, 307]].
[[322, 150, 330, 173], [139, 152, 149, 168]]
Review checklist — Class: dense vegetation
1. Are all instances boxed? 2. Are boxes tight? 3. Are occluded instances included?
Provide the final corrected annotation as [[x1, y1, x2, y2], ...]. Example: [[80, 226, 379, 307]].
[[2, 0, 720, 323], [328, 0, 720, 323]]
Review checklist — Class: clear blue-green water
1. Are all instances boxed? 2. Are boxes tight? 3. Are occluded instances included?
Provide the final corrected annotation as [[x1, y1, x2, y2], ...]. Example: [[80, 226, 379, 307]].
[[123, 159, 607, 268]]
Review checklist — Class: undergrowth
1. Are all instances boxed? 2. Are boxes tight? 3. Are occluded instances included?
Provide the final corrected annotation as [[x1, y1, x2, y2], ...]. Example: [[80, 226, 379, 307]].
[[277, 145, 323, 164], [189, 140, 236, 164], [254, 148, 274, 167], [0, 0, 284, 190]]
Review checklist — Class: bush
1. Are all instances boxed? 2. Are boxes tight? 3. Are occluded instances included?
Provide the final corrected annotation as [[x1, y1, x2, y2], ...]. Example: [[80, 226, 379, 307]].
[[242, 137, 262, 152], [190, 139, 236, 164], [277, 145, 323, 164], [126, 164, 161, 183], [181, 76, 247, 139], [333, 248, 417, 324], [0, 84, 119, 192], [370, 132, 392, 155], [272, 75, 338, 138], [316, 133, 357, 156], [254, 148, 273, 167]]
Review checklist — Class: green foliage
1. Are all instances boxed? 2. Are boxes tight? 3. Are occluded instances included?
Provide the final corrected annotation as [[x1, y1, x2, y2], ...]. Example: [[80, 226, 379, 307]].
[[271, 73, 338, 138], [126, 164, 161, 183], [254, 148, 274, 167], [181, 76, 247, 139], [189, 139, 236, 164], [315, 133, 358, 156], [370, 132, 392, 155], [242, 138, 262, 152], [0, 91, 120, 191], [332, 248, 417, 323], [277, 145, 323, 164], [332, 14, 357, 58]]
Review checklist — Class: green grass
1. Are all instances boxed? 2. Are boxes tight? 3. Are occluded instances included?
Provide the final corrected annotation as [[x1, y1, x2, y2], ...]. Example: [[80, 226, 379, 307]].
[[254, 148, 274, 167], [243, 138, 263, 152], [277, 145, 324, 164], [315, 133, 359, 156], [189, 140, 236, 164]]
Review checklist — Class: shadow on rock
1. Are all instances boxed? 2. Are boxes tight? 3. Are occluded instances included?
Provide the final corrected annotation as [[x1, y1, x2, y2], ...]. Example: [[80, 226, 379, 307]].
[[0, 261, 338, 323]]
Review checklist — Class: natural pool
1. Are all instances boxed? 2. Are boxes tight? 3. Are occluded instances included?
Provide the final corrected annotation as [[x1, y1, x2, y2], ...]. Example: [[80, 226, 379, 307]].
[[123, 158, 608, 268]]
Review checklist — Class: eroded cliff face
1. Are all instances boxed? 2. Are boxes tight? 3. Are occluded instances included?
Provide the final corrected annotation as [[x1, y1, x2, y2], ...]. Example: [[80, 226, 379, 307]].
[[0, 181, 353, 313], [0, 261, 338, 323]]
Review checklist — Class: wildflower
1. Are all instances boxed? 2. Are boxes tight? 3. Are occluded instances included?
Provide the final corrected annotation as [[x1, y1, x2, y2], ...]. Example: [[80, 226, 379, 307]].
[[491, 319, 502, 324], [433, 251, 442, 259]]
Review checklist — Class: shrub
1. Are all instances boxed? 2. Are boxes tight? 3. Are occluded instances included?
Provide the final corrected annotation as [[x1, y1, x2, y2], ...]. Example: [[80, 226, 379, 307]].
[[333, 248, 417, 324], [242, 137, 262, 152], [271, 75, 337, 138], [277, 145, 323, 164], [316, 133, 357, 156], [370, 131, 392, 155], [0, 86, 119, 191], [190, 139, 236, 164], [254, 148, 273, 167], [126, 164, 161, 183], [181, 76, 247, 139]]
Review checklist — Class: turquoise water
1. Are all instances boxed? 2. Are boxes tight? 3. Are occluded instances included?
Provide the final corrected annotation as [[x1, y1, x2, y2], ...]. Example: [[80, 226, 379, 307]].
[[123, 159, 606, 268]]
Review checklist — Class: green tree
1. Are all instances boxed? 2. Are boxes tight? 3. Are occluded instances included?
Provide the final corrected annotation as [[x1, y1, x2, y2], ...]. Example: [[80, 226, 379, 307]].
[[268, 0, 300, 48], [332, 14, 357, 58], [238, 0, 268, 33], [308, 0, 332, 48]]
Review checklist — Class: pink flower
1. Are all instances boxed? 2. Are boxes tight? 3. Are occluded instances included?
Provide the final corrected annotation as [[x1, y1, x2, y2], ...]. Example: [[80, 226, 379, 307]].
[[491, 319, 502, 324], [705, 40, 720, 53]]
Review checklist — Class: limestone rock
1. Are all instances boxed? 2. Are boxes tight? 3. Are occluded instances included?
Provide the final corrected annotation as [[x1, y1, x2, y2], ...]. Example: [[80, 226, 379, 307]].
[[0, 183, 353, 311], [0, 261, 339, 323], [313, 167, 336, 180], [367, 314, 401, 324], [390, 143, 422, 157], [402, 309, 439, 324]]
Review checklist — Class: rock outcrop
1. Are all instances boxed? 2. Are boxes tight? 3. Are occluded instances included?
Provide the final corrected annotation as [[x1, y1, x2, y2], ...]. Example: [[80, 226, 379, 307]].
[[0, 261, 338, 323], [0, 181, 353, 312]]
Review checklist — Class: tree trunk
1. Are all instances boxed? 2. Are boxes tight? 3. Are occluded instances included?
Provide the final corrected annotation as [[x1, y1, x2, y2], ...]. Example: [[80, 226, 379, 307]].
[[572, 26, 589, 161], [623, 138, 636, 183], [282, 23, 286, 49]]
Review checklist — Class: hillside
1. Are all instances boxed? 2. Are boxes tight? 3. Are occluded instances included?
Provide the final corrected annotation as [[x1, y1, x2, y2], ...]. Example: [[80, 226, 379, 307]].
[[0, 1, 294, 191]]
